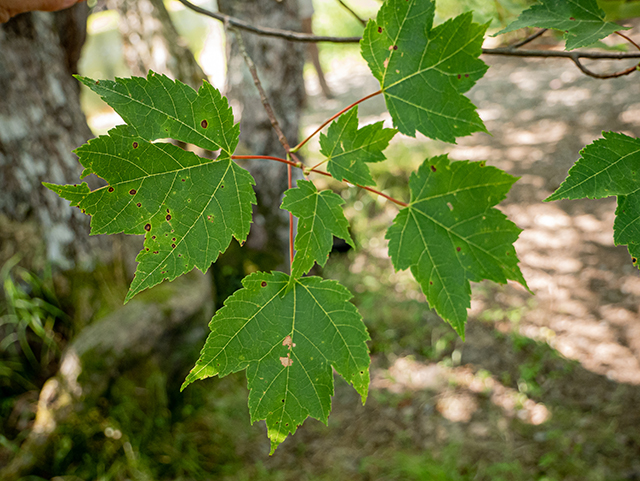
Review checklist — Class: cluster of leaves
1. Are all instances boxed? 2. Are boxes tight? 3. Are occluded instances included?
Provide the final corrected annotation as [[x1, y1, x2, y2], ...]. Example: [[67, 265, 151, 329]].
[[45, 0, 638, 452]]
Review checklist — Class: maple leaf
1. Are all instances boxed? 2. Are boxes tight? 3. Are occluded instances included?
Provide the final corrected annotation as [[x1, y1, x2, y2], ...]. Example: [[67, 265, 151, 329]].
[[496, 0, 626, 50], [360, 0, 488, 143], [44, 73, 255, 301], [77, 71, 239, 154], [181, 271, 370, 454], [319, 106, 397, 186], [281, 181, 354, 278], [386, 155, 527, 336], [547, 131, 640, 267]]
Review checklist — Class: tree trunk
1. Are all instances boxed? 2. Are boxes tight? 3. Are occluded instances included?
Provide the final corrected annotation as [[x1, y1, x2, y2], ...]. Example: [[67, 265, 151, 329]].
[[0, 6, 99, 271], [218, 0, 306, 276]]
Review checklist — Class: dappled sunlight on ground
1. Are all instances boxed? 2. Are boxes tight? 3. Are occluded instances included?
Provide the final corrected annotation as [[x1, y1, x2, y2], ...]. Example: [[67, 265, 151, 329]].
[[371, 357, 550, 425]]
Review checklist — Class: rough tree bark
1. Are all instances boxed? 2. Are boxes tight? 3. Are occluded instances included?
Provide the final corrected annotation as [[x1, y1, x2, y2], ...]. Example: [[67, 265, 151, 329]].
[[0, 5, 98, 271], [218, 0, 306, 282]]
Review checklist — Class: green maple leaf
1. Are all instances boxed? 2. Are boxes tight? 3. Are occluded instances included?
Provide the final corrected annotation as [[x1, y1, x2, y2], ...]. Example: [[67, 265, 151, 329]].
[[386, 155, 527, 336], [496, 0, 626, 50], [615, 193, 640, 268], [77, 71, 239, 154], [182, 271, 370, 454], [546, 131, 640, 266], [44, 73, 255, 301], [281, 181, 354, 278], [360, 0, 489, 143], [319, 106, 397, 186]]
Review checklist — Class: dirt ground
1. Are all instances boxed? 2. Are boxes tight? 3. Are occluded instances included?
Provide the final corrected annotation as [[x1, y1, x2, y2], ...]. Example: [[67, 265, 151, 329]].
[[241, 40, 640, 480]]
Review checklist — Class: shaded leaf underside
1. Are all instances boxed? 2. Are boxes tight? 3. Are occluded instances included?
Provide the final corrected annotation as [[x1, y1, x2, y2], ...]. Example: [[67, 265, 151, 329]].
[[281, 181, 354, 277], [182, 272, 370, 454], [387, 156, 527, 335], [320, 106, 397, 186], [45, 126, 255, 300], [361, 0, 488, 143], [547, 131, 640, 267], [45, 73, 253, 300]]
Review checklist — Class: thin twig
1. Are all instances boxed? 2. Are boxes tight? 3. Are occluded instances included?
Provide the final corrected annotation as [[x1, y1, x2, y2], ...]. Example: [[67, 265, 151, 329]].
[[482, 47, 640, 60], [485, 46, 640, 79], [616, 31, 640, 52], [177, 0, 360, 43], [178, 0, 640, 79], [291, 90, 382, 152], [232, 155, 408, 207], [509, 28, 547, 49], [234, 29, 291, 152], [177, 0, 640, 66], [233, 31, 295, 269], [310, 158, 329, 172], [569, 57, 638, 79], [287, 162, 294, 266], [336, 0, 367, 27], [233, 155, 300, 167]]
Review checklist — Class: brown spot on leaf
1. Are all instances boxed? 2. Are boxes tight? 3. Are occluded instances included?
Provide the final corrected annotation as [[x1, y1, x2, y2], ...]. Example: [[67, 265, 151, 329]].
[[181, 179, 185, 182], [172, 244, 176, 248], [393, 45, 398, 50], [569, 16, 575, 20], [95, 80, 99, 85], [261, 281, 267, 287], [280, 356, 293, 367], [378, 26, 383, 33], [108, 187, 114, 193], [133, 142, 139, 149], [464, 73, 469, 78], [152, 235, 156, 240], [153, 251, 159, 254], [201, 119, 208, 128], [144, 223, 151, 231], [430, 165, 437, 172], [456, 247, 461, 252], [166, 214, 171, 221], [129, 189, 136, 195], [457, 74, 461, 79], [633, 258, 638, 263], [137, 202, 141, 207]]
